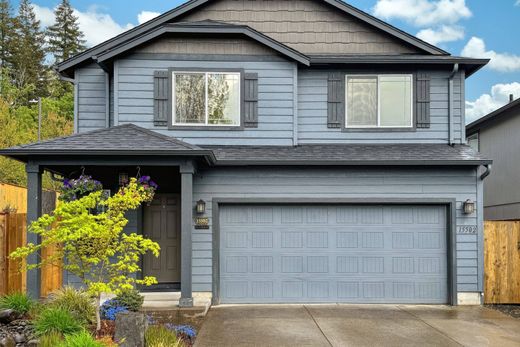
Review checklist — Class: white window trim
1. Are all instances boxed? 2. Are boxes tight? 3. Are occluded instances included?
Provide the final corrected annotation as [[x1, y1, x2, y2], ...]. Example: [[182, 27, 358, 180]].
[[172, 71, 241, 127], [345, 74, 414, 129]]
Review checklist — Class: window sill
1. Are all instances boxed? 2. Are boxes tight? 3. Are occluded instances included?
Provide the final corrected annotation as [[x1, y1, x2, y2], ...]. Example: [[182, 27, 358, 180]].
[[168, 125, 244, 131], [341, 127, 416, 133]]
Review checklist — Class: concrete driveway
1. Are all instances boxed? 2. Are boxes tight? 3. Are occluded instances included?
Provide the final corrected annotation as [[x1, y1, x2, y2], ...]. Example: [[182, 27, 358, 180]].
[[194, 304, 520, 347]]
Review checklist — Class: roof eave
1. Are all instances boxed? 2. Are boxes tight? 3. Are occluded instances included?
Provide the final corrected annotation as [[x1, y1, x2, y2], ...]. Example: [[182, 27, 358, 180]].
[[213, 159, 492, 166], [94, 24, 311, 66], [466, 98, 520, 134]]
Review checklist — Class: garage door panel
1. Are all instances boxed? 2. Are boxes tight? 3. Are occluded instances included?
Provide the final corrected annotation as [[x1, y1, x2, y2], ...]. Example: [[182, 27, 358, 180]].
[[220, 205, 448, 304]]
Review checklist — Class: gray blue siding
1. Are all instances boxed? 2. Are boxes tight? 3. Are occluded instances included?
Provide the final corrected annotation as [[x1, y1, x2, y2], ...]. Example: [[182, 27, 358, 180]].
[[192, 167, 481, 294], [76, 64, 107, 133], [115, 56, 296, 146], [298, 69, 464, 144]]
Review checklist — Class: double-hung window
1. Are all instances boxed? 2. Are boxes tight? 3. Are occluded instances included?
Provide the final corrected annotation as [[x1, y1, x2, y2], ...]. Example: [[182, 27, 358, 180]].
[[172, 71, 241, 126], [345, 74, 413, 128]]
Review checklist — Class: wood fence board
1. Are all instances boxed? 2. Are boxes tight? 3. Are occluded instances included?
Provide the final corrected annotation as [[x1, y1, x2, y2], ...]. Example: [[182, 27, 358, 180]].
[[484, 221, 520, 304], [0, 214, 7, 294]]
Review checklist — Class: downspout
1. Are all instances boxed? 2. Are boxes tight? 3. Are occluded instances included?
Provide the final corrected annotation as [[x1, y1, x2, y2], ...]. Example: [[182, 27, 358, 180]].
[[480, 164, 492, 180], [293, 64, 299, 146], [448, 63, 459, 146]]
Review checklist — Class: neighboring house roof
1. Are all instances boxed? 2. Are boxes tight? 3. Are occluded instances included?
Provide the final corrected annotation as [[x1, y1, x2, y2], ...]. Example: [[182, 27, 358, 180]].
[[0, 125, 490, 166], [94, 21, 311, 66], [466, 98, 520, 135], [207, 144, 491, 166], [57, 0, 452, 75], [0, 124, 215, 161]]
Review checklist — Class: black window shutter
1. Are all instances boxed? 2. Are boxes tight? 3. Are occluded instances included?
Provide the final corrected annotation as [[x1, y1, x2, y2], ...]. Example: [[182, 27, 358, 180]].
[[243, 72, 258, 128], [327, 72, 344, 128], [416, 73, 431, 128], [153, 71, 169, 126]]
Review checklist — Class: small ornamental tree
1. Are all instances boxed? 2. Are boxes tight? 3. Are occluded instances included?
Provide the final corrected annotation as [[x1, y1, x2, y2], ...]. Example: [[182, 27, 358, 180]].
[[10, 178, 160, 331]]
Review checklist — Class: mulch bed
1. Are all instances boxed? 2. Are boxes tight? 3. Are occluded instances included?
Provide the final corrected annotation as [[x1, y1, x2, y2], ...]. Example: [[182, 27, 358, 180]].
[[486, 304, 520, 319]]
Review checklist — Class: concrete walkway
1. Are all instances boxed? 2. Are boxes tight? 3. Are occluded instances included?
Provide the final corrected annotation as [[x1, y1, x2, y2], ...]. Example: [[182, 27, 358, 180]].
[[194, 304, 520, 347]]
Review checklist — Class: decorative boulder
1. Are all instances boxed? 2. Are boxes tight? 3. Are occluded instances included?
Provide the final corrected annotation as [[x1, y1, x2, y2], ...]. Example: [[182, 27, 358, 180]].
[[0, 310, 17, 325], [114, 311, 147, 347]]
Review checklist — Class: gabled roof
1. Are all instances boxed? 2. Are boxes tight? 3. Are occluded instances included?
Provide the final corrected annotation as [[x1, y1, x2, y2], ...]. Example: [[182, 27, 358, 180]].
[[466, 98, 520, 135], [0, 124, 215, 161], [57, 0, 450, 75], [94, 21, 310, 66], [207, 144, 491, 166]]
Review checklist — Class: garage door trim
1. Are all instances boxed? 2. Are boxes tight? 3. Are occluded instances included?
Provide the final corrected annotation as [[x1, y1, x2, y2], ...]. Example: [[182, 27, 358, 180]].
[[211, 198, 457, 305]]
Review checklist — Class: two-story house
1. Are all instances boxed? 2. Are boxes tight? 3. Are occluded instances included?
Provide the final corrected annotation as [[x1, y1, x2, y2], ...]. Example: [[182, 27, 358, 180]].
[[0, 0, 490, 307]]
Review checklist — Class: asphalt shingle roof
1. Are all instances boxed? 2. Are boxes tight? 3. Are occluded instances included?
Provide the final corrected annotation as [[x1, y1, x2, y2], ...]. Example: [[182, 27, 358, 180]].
[[5, 124, 202, 152], [0, 124, 491, 166], [206, 144, 491, 166]]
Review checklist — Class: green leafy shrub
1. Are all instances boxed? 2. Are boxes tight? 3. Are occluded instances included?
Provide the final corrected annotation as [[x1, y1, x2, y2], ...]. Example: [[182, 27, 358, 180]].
[[48, 287, 96, 325], [39, 332, 64, 347], [145, 326, 183, 347], [114, 288, 144, 312], [0, 292, 36, 316], [57, 331, 105, 347], [34, 307, 84, 336]]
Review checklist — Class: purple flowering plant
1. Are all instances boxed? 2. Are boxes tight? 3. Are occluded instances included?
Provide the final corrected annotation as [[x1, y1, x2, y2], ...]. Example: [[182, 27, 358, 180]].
[[138, 175, 159, 194], [60, 175, 103, 202]]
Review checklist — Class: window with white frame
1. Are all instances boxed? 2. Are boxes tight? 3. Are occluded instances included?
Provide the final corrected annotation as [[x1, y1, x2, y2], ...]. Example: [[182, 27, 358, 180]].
[[172, 71, 241, 126], [345, 75, 413, 128], [467, 133, 479, 151]]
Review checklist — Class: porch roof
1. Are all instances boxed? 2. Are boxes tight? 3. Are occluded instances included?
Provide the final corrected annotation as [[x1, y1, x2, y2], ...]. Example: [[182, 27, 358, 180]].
[[0, 124, 216, 163]]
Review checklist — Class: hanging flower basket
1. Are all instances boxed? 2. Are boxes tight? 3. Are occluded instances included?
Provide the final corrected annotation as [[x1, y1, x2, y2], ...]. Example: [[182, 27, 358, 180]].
[[60, 175, 103, 202]]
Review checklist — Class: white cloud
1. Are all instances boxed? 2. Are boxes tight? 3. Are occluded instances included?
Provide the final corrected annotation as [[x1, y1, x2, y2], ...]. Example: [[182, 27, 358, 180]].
[[32, 4, 137, 47], [462, 37, 520, 72], [466, 83, 520, 123], [373, 0, 471, 27], [416, 25, 464, 45], [137, 11, 161, 25]]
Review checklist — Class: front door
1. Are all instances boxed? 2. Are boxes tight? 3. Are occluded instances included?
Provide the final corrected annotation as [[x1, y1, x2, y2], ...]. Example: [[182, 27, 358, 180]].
[[143, 194, 181, 284]]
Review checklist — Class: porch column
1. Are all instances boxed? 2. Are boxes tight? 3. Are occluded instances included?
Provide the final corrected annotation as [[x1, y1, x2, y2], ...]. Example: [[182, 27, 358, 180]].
[[179, 161, 194, 307], [26, 162, 42, 299]]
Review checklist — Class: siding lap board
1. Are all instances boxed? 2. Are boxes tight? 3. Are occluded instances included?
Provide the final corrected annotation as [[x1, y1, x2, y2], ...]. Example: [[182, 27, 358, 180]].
[[77, 64, 107, 133]]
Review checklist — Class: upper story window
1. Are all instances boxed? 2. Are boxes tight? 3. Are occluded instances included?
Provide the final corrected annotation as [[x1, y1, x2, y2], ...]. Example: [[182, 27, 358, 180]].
[[172, 71, 241, 127], [345, 75, 413, 128], [467, 133, 479, 151]]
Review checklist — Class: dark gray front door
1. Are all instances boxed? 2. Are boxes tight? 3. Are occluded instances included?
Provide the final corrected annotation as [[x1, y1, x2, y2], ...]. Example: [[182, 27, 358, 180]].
[[143, 194, 181, 283], [219, 204, 448, 304]]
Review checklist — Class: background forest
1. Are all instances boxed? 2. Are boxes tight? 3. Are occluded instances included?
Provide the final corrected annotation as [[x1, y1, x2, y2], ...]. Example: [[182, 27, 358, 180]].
[[0, 0, 85, 188]]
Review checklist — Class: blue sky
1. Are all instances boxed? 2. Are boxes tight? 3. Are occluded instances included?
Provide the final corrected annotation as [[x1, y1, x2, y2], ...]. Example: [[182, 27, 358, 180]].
[[12, 0, 520, 123]]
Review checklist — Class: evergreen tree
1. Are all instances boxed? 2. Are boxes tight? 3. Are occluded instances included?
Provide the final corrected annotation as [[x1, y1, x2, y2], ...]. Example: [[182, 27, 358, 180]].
[[0, 0, 15, 71], [47, 0, 85, 63], [10, 0, 47, 102]]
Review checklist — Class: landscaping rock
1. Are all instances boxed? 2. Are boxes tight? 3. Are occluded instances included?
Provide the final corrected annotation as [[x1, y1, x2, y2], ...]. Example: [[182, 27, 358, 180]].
[[0, 311, 17, 325], [0, 335, 15, 347], [12, 334, 24, 344], [26, 340, 38, 347], [114, 311, 148, 347]]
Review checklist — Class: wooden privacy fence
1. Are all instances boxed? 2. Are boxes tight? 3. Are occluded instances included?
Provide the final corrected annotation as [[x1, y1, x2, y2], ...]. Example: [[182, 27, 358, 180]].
[[0, 212, 62, 297], [484, 221, 520, 304]]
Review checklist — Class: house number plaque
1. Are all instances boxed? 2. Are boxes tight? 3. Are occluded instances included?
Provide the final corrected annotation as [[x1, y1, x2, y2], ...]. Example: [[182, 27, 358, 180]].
[[457, 225, 477, 234]]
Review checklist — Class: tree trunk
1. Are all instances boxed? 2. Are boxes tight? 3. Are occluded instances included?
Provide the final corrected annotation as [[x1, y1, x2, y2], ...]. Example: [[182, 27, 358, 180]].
[[95, 295, 101, 331]]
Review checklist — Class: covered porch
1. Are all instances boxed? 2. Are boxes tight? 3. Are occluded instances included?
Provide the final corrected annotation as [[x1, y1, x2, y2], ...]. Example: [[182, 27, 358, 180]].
[[0, 124, 215, 308]]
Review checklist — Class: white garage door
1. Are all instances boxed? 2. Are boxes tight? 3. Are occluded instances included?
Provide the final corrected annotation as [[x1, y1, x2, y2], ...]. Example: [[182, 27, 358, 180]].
[[219, 204, 448, 304]]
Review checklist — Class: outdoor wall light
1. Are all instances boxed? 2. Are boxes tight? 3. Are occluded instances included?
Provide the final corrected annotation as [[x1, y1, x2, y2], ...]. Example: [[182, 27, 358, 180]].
[[118, 172, 129, 186], [196, 199, 206, 214], [463, 199, 475, 214]]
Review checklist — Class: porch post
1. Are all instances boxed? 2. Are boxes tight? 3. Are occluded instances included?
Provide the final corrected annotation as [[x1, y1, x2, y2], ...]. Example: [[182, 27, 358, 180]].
[[26, 162, 42, 299], [179, 161, 194, 307]]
